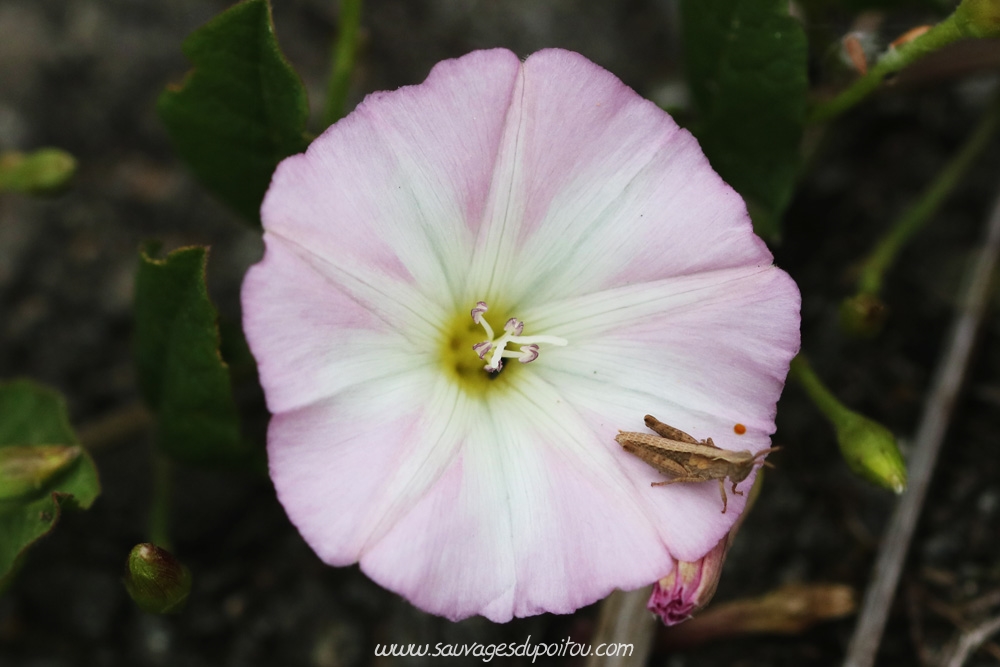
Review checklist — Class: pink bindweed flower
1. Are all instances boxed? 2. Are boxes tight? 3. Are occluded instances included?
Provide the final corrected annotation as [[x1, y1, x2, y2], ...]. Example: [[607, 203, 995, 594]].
[[242, 48, 800, 622]]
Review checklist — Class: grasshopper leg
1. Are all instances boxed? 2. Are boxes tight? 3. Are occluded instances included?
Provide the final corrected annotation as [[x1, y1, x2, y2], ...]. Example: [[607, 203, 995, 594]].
[[731, 480, 744, 497], [652, 478, 732, 513], [651, 476, 707, 487]]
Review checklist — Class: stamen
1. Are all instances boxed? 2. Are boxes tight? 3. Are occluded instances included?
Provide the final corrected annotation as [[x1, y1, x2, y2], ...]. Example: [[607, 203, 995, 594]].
[[471, 301, 488, 323], [471, 301, 494, 340], [507, 334, 568, 346], [469, 301, 567, 372]]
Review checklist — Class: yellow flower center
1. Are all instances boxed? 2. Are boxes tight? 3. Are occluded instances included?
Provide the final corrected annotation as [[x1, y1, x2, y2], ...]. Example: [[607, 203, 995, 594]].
[[438, 301, 567, 398]]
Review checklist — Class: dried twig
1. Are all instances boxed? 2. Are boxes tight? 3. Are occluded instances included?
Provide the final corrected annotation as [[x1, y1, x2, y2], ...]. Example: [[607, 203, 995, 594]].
[[920, 587, 1000, 663], [941, 613, 1000, 667], [842, 180, 1000, 667], [659, 583, 857, 650]]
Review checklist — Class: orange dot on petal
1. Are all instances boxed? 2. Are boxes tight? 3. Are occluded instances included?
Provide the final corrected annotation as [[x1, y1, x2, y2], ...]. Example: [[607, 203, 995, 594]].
[[733, 423, 747, 435]]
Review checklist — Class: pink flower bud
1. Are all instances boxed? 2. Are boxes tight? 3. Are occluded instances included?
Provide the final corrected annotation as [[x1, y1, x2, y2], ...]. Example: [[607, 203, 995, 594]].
[[648, 536, 728, 625]]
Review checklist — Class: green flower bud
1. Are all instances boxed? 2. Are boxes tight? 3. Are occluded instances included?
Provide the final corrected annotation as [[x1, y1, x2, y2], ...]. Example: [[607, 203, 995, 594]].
[[956, 0, 1000, 38], [0, 148, 77, 195], [123, 543, 192, 614], [839, 293, 887, 338], [0, 445, 82, 500], [835, 412, 907, 494], [791, 355, 907, 494]]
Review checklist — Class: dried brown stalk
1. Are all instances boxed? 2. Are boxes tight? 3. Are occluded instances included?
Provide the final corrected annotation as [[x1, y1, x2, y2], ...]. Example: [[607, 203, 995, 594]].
[[843, 180, 1000, 667], [659, 583, 857, 650]]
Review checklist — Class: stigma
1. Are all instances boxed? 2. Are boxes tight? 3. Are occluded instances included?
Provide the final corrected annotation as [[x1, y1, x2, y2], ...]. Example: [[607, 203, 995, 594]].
[[470, 301, 567, 373]]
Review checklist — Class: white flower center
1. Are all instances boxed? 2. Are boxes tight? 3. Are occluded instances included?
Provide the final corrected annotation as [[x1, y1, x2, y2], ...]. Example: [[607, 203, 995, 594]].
[[470, 301, 567, 373]]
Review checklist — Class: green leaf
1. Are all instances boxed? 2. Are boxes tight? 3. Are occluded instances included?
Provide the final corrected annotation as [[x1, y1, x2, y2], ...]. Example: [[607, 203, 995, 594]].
[[682, 0, 808, 239], [158, 0, 309, 225], [0, 380, 101, 586], [135, 244, 248, 467]]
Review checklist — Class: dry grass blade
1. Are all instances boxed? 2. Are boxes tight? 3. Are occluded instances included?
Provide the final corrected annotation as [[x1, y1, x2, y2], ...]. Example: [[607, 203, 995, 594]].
[[843, 180, 1000, 667]]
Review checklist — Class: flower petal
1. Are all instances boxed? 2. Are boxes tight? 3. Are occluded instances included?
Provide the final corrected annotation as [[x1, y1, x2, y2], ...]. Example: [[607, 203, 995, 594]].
[[526, 265, 800, 536], [361, 381, 697, 622], [261, 49, 524, 308], [267, 370, 469, 566], [242, 233, 440, 413], [465, 49, 771, 307]]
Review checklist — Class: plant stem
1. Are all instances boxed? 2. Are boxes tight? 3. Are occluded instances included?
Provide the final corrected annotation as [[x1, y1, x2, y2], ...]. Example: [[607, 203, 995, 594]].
[[792, 355, 907, 492], [857, 100, 1000, 296], [808, 14, 965, 124], [148, 451, 173, 550], [321, 0, 363, 129], [789, 355, 851, 425]]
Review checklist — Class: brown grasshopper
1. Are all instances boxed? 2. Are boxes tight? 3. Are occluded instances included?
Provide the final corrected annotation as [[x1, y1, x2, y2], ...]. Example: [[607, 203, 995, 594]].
[[615, 415, 779, 513]]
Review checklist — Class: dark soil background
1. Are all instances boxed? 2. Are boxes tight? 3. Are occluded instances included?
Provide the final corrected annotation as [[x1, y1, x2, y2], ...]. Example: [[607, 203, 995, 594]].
[[1, 1, 999, 665]]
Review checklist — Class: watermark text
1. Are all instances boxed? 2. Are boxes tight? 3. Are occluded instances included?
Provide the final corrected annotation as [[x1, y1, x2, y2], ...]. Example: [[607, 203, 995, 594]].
[[374, 636, 633, 663]]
